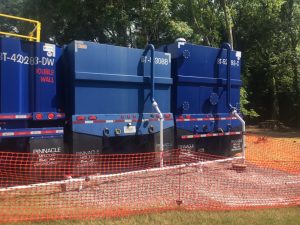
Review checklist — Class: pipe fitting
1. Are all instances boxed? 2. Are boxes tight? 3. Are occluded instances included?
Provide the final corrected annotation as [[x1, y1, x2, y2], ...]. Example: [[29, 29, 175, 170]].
[[148, 125, 154, 134], [103, 128, 110, 137], [232, 110, 246, 161], [114, 128, 121, 135]]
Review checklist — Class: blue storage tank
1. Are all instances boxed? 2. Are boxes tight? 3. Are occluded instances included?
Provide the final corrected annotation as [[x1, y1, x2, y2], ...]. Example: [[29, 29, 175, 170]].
[[161, 40, 243, 156], [63, 41, 174, 158], [0, 37, 62, 114], [0, 37, 65, 160]]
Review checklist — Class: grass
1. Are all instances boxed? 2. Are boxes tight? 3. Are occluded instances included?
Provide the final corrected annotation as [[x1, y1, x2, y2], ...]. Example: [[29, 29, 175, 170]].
[[8, 207, 300, 225]]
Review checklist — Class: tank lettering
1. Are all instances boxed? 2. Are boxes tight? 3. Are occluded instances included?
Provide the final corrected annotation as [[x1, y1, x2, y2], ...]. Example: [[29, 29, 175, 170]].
[[75, 149, 101, 155], [16, 54, 23, 63], [33, 147, 62, 154], [231, 139, 242, 151], [23, 56, 29, 64], [0, 52, 7, 61], [141, 56, 169, 65], [217, 58, 240, 67], [40, 76, 54, 83], [36, 68, 54, 75], [75, 150, 101, 165], [178, 144, 195, 150], [0, 51, 55, 66], [33, 153, 60, 166], [42, 57, 55, 66]]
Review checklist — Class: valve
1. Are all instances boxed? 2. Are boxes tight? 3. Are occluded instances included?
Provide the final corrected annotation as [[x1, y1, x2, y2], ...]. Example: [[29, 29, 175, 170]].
[[115, 128, 121, 135], [209, 92, 219, 105], [193, 125, 199, 133], [183, 50, 190, 59], [103, 128, 110, 137], [182, 101, 190, 111], [227, 124, 232, 131], [148, 125, 155, 134], [217, 128, 224, 133]]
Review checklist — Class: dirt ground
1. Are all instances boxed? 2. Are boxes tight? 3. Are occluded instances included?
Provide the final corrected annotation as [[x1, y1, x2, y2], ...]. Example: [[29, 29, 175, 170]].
[[246, 126, 300, 174], [247, 125, 300, 143]]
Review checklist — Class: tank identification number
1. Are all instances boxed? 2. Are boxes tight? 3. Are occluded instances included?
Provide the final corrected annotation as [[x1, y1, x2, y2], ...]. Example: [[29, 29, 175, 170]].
[[0, 52, 55, 66], [217, 58, 240, 67], [141, 56, 169, 65]]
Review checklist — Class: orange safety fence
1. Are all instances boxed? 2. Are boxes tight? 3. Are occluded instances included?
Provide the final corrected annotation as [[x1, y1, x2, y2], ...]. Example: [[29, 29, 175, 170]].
[[0, 134, 299, 223]]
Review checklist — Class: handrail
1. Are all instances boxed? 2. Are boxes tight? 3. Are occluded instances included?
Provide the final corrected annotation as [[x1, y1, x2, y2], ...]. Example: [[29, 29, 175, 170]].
[[144, 44, 164, 167], [220, 43, 246, 162], [221, 42, 234, 111], [145, 44, 156, 102], [0, 13, 41, 42]]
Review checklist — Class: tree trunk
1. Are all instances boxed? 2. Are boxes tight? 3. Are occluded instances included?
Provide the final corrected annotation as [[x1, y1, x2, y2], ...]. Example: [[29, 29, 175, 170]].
[[271, 76, 279, 121], [220, 0, 233, 49]]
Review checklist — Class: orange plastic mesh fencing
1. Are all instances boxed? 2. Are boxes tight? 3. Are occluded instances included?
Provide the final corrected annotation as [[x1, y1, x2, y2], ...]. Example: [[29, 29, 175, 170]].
[[0, 135, 299, 223]]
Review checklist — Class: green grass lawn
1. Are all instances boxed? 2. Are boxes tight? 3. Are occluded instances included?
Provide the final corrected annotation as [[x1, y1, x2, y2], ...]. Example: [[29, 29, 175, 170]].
[[10, 207, 300, 225]]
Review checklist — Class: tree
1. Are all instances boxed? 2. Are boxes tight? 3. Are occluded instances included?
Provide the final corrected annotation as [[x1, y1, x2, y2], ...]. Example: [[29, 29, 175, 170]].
[[1, 0, 300, 127], [280, 0, 300, 127], [233, 0, 285, 122], [178, 0, 222, 46], [0, 1, 28, 36], [240, 87, 259, 118], [219, 0, 234, 48]]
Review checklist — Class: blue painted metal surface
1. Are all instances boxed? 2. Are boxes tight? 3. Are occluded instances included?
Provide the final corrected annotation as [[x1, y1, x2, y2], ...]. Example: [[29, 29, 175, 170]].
[[0, 37, 61, 115], [63, 41, 174, 154], [0, 127, 63, 138], [72, 113, 174, 137], [0, 34, 243, 157], [161, 42, 242, 117], [63, 41, 172, 115], [0, 37, 62, 124], [175, 113, 241, 134], [0, 36, 64, 156], [161, 41, 243, 156]]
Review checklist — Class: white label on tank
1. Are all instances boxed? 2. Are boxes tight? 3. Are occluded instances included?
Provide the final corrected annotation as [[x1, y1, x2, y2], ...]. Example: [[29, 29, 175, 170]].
[[75, 41, 87, 53], [124, 126, 136, 134], [16, 115, 27, 118], [43, 44, 56, 57], [236, 51, 242, 60], [165, 53, 171, 63], [2, 132, 14, 136]]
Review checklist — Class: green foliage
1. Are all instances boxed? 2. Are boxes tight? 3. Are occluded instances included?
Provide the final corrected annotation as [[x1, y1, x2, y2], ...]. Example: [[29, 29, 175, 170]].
[[240, 87, 259, 118], [0, 0, 299, 127], [234, 0, 300, 125], [168, 20, 193, 40]]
